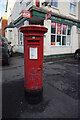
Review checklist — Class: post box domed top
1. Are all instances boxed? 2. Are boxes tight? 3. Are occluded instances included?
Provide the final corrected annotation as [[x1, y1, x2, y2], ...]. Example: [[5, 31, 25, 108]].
[[20, 25, 48, 34]]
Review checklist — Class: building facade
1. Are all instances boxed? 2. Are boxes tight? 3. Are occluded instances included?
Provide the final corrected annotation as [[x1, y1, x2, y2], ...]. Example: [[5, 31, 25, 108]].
[[5, 0, 80, 57]]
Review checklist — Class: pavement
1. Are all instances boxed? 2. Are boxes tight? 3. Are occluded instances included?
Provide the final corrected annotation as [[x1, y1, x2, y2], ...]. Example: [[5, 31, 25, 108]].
[[1, 54, 80, 119]]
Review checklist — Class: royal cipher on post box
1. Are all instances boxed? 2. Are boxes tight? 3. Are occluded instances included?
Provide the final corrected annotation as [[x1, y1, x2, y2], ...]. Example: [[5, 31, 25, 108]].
[[20, 25, 48, 102]]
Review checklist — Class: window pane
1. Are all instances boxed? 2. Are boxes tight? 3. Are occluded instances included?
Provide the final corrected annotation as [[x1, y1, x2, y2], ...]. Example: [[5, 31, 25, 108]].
[[51, 28, 56, 34], [62, 36, 66, 45], [62, 24, 67, 35], [67, 30, 71, 35], [70, 4, 72, 13], [66, 26, 71, 46], [48, 0, 51, 6], [51, 22, 56, 27], [18, 31, 23, 45], [63, 29, 66, 35], [51, 0, 58, 7], [70, 3, 76, 14], [51, 22, 56, 34], [73, 5, 76, 14], [20, 32, 23, 45], [51, 35, 55, 45], [71, 0, 76, 5], [67, 26, 71, 35], [56, 36, 61, 45], [66, 36, 71, 46], [57, 23, 61, 35]]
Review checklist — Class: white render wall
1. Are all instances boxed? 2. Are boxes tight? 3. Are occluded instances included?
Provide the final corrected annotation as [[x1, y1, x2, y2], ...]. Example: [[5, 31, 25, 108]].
[[5, 28, 14, 42], [7, 0, 17, 24], [40, 0, 78, 20], [11, 2, 20, 22], [72, 26, 79, 53], [44, 20, 51, 55], [8, 0, 35, 24]]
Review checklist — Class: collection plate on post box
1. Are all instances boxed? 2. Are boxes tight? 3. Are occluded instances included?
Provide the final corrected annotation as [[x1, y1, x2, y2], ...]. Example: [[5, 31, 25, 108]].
[[30, 47, 38, 59]]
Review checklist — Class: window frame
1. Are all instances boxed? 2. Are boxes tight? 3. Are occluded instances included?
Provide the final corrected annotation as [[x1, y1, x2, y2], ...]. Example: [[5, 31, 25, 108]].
[[51, 22, 72, 46], [70, 0, 76, 15], [18, 30, 24, 45]]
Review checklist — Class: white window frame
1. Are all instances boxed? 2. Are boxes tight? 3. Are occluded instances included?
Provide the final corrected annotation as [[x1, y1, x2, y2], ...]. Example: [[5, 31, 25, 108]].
[[70, 0, 76, 15], [51, 22, 72, 46]]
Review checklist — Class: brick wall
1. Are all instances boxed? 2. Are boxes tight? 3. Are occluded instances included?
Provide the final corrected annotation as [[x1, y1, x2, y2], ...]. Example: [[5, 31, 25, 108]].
[[2, 19, 8, 37]]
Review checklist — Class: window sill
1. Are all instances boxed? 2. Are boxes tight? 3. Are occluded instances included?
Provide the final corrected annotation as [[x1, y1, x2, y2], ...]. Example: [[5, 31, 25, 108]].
[[69, 12, 76, 17], [48, 5, 59, 11], [51, 45, 72, 47], [17, 44, 24, 46]]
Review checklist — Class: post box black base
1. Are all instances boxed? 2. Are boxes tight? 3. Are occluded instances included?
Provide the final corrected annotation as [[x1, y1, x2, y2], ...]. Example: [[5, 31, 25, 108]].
[[24, 87, 43, 104]]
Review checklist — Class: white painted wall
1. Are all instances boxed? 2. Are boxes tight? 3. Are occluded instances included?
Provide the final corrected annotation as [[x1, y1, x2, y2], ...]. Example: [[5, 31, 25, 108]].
[[5, 28, 13, 42], [72, 26, 79, 53], [7, 0, 17, 24], [44, 20, 51, 55], [78, 1, 80, 20], [8, 0, 35, 23], [59, 2, 70, 17], [40, 0, 78, 20], [78, 33, 80, 48], [11, 2, 20, 22]]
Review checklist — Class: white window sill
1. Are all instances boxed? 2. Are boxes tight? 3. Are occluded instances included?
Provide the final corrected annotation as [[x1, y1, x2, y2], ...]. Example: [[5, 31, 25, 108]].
[[48, 5, 59, 11], [51, 45, 72, 47], [69, 12, 76, 17], [17, 44, 24, 46]]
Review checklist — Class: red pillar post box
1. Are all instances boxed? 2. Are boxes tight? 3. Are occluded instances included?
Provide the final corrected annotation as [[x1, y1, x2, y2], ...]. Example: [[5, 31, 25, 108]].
[[20, 25, 48, 103]]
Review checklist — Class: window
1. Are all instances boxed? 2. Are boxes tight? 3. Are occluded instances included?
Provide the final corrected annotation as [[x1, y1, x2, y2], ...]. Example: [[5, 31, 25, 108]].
[[70, 0, 76, 14], [49, 0, 58, 8], [9, 30, 13, 44], [56, 23, 61, 45], [17, 23, 24, 45], [62, 36, 66, 45], [51, 22, 72, 46], [66, 26, 71, 46], [51, 22, 56, 33], [18, 30, 23, 45], [51, 22, 56, 45], [57, 36, 61, 45]]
